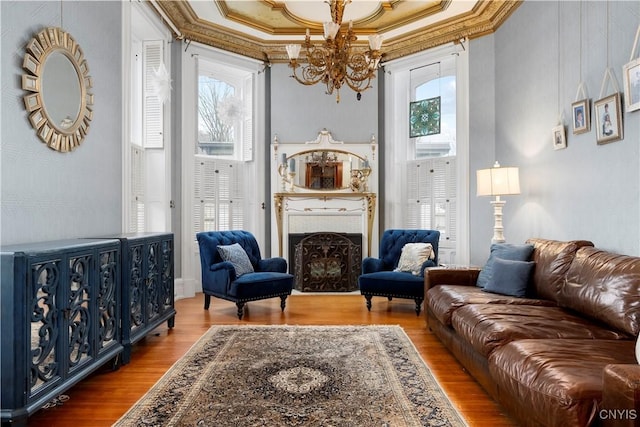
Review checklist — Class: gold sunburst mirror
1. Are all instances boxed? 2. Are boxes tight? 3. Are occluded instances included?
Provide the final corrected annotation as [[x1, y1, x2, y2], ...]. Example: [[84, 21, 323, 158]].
[[22, 27, 93, 152]]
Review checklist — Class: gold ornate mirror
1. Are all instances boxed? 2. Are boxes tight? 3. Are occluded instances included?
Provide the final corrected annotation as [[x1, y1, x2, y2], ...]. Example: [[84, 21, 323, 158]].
[[279, 149, 371, 191], [22, 27, 93, 152]]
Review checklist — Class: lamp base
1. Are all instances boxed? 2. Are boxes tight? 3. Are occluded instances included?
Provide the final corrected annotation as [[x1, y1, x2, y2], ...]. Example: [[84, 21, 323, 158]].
[[490, 197, 506, 243]]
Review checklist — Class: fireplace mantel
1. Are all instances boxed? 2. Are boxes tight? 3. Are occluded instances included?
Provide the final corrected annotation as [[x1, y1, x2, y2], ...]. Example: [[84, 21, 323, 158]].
[[274, 192, 376, 257]]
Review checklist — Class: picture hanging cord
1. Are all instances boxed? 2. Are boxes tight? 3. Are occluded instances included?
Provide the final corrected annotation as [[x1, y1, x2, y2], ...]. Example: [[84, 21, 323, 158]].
[[629, 23, 640, 62], [409, 61, 441, 101], [557, 1, 564, 125], [60, 0, 63, 29], [598, 2, 620, 99], [574, 0, 588, 102]]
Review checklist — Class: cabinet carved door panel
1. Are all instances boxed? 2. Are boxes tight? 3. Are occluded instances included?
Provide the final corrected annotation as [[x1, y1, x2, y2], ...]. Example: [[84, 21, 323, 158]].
[[2, 239, 122, 425]]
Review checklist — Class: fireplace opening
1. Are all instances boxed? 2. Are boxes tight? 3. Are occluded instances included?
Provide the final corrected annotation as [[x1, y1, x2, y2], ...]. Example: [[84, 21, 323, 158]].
[[289, 232, 362, 292]]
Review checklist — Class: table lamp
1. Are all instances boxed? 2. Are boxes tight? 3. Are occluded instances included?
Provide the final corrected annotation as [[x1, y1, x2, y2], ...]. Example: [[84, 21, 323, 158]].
[[476, 161, 520, 243]]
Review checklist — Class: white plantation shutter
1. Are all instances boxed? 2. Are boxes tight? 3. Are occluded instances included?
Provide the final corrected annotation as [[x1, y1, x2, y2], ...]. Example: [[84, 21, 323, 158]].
[[405, 156, 456, 249], [193, 157, 245, 233], [129, 145, 145, 232], [143, 40, 164, 148]]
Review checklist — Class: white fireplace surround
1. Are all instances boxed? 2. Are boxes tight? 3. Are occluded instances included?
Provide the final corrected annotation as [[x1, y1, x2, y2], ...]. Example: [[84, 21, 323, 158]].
[[270, 130, 379, 261]]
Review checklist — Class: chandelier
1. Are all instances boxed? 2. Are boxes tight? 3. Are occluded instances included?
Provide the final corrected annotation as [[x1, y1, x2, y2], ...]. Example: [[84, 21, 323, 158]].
[[285, 0, 383, 103]]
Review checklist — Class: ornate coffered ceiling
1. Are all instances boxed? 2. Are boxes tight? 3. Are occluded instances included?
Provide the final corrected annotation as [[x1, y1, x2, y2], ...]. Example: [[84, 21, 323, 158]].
[[150, 0, 521, 63]]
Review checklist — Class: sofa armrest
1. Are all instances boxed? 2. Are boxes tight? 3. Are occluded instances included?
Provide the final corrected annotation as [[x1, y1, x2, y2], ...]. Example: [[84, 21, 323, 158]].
[[257, 257, 288, 273], [601, 363, 640, 427], [424, 267, 481, 291]]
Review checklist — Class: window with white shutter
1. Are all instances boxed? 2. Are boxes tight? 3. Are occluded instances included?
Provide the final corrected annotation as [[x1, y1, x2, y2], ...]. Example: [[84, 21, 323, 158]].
[[193, 156, 245, 233], [193, 58, 254, 233], [405, 157, 456, 249], [143, 40, 164, 148]]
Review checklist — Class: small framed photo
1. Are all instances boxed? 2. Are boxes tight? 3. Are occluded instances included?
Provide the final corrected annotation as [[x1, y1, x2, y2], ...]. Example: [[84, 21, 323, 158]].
[[571, 99, 590, 134], [552, 125, 566, 150], [594, 93, 624, 144], [623, 58, 640, 112]]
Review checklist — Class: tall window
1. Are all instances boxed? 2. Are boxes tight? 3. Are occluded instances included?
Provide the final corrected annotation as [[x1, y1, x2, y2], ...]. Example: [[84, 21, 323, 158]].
[[382, 50, 464, 264], [406, 59, 457, 248], [193, 59, 254, 233]]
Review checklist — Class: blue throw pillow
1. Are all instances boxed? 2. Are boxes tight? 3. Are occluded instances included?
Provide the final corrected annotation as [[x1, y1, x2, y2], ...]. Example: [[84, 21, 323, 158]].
[[476, 243, 534, 288], [217, 243, 254, 277], [483, 258, 535, 298]]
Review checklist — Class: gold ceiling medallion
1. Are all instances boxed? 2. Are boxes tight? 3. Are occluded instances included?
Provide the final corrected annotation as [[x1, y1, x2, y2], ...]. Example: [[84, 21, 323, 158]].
[[285, 0, 383, 103], [22, 27, 93, 152]]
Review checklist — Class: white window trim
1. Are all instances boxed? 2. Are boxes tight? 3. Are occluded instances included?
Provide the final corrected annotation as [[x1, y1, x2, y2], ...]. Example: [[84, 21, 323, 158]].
[[384, 42, 470, 265], [122, 2, 173, 235], [180, 42, 266, 298]]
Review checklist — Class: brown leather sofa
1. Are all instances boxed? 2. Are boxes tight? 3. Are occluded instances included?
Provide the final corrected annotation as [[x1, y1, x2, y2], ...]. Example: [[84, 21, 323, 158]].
[[425, 238, 640, 427]]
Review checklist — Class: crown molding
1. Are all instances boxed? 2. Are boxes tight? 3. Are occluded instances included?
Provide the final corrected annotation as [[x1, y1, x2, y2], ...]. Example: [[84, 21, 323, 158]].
[[151, 0, 522, 63]]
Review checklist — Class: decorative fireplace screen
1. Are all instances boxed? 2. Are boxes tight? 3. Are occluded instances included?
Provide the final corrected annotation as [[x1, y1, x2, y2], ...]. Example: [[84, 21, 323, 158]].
[[290, 232, 362, 292]]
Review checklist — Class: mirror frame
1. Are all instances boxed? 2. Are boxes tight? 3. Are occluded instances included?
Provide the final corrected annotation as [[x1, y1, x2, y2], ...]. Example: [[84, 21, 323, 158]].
[[22, 27, 93, 152]]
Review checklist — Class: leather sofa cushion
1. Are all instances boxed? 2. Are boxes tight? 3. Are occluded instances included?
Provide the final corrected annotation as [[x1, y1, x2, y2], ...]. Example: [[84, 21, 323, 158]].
[[451, 304, 629, 357], [526, 238, 594, 302], [426, 285, 555, 326], [489, 339, 636, 427], [560, 246, 640, 337]]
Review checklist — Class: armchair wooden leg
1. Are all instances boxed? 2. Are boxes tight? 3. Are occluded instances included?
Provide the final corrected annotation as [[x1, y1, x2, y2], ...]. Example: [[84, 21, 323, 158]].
[[236, 302, 245, 320], [204, 294, 211, 310], [365, 295, 373, 311], [414, 298, 424, 316], [280, 295, 287, 312]]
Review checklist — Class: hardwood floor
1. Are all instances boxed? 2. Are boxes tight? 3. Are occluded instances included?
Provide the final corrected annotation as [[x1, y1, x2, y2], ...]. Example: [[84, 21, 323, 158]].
[[26, 294, 517, 426]]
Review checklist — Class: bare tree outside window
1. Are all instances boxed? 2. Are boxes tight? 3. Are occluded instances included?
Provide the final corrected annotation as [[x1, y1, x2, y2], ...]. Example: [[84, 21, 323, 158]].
[[198, 76, 235, 146]]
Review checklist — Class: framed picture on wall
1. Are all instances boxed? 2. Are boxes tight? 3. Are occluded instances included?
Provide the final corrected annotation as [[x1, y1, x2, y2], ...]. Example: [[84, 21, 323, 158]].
[[594, 93, 624, 144], [571, 99, 590, 135], [552, 125, 566, 150], [623, 58, 640, 112]]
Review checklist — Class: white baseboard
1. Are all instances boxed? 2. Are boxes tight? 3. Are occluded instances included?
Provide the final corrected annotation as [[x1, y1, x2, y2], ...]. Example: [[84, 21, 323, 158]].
[[174, 277, 197, 301]]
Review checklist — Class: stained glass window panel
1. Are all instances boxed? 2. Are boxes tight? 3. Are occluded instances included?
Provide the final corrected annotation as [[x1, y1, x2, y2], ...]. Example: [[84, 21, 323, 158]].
[[410, 96, 441, 138]]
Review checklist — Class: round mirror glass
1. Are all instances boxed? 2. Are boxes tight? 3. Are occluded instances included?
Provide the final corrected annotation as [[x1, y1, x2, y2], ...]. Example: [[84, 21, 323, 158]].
[[42, 51, 81, 130]]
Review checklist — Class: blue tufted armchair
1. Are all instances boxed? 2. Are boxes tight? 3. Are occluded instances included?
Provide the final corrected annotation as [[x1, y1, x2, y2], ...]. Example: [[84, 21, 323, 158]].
[[196, 230, 294, 319], [358, 229, 440, 315]]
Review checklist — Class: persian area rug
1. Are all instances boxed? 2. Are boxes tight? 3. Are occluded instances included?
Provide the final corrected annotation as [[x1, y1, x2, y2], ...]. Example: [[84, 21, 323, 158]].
[[114, 325, 467, 427]]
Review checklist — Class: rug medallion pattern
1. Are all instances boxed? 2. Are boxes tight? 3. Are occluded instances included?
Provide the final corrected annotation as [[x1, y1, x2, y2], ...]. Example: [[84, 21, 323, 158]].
[[114, 325, 467, 426]]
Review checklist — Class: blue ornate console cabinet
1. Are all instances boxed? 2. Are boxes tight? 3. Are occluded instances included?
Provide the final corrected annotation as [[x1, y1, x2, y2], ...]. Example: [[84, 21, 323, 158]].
[[1, 239, 122, 426], [0, 233, 176, 425], [111, 232, 176, 364]]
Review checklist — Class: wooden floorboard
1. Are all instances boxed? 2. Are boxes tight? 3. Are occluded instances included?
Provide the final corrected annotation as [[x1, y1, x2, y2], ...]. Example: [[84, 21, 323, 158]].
[[25, 294, 518, 426]]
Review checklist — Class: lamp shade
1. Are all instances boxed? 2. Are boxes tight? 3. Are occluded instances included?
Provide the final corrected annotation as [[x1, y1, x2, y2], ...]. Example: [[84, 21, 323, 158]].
[[477, 162, 520, 196]]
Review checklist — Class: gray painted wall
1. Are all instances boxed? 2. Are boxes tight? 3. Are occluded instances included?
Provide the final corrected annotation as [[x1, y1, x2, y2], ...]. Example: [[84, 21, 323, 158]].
[[270, 63, 378, 143], [1, 1, 122, 245], [468, 0, 640, 264]]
